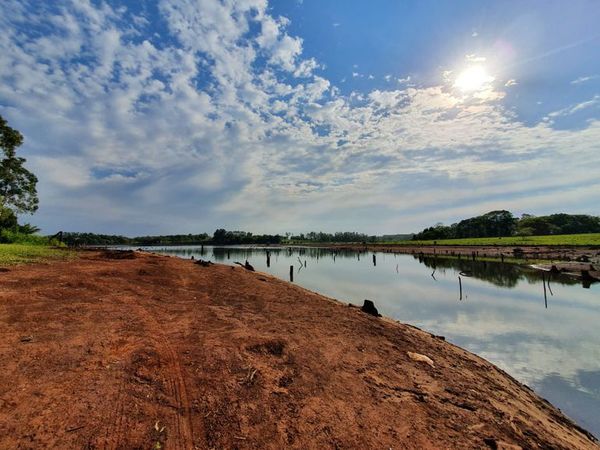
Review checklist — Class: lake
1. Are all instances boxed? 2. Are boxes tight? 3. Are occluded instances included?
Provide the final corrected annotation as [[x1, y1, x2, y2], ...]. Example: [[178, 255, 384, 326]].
[[134, 245, 600, 438]]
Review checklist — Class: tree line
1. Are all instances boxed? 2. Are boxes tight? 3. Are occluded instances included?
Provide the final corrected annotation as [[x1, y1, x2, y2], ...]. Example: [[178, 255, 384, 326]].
[[60, 230, 283, 246], [288, 231, 377, 243], [60, 229, 381, 246], [412, 210, 600, 241], [59, 232, 210, 246]]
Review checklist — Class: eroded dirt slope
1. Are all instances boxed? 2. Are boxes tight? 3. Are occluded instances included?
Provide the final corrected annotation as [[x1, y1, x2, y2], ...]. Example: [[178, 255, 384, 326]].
[[0, 251, 597, 449]]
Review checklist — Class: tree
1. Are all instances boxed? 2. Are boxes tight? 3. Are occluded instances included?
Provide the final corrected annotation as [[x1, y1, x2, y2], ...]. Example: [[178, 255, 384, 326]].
[[0, 115, 38, 214], [0, 205, 17, 230], [212, 228, 228, 244], [18, 223, 40, 235]]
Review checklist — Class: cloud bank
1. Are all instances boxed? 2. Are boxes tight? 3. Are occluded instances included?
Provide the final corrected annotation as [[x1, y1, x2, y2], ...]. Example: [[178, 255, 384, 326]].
[[0, 0, 598, 234]]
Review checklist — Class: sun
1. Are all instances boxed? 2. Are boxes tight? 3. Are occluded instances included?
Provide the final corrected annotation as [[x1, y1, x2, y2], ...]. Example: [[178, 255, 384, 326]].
[[454, 66, 494, 92]]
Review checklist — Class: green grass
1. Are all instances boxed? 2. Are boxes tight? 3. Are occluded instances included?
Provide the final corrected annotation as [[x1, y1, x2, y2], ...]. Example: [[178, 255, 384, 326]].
[[381, 233, 600, 247], [0, 244, 76, 265]]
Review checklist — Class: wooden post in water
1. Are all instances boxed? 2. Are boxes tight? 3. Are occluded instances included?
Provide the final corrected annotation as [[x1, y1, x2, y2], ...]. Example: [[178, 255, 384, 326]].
[[458, 276, 463, 301], [266, 251, 271, 268], [542, 273, 547, 308], [289, 265, 294, 282], [373, 254, 377, 266]]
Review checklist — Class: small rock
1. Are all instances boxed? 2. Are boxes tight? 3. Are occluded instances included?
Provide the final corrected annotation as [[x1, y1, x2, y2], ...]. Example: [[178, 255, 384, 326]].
[[361, 299, 381, 317], [407, 351, 435, 368]]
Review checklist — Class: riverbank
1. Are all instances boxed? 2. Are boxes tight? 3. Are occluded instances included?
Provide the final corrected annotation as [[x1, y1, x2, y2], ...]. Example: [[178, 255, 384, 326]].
[[322, 243, 600, 264], [0, 250, 597, 449]]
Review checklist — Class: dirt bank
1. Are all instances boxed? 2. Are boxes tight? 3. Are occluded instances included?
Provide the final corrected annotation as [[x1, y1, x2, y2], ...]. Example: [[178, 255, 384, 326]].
[[325, 243, 600, 263], [0, 250, 597, 449]]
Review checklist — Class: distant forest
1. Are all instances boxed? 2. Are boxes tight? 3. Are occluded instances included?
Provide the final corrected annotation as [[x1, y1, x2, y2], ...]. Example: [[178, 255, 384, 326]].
[[60, 230, 280, 246], [412, 211, 600, 241], [59, 229, 413, 246], [58, 211, 599, 246]]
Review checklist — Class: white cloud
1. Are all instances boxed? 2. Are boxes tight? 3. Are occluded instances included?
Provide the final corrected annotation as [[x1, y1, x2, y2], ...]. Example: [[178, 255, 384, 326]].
[[293, 57, 320, 77], [548, 95, 600, 118], [465, 53, 486, 62], [571, 74, 599, 85], [0, 0, 599, 235]]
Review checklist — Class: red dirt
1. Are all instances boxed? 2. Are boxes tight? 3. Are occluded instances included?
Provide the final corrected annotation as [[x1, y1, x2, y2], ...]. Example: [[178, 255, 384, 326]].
[[0, 250, 597, 449]]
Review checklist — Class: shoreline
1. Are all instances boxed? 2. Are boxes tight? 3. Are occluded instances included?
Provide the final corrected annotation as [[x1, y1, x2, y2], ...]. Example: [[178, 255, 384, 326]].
[[0, 250, 597, 448], [318, 243, 600, 262], [111, 241, 600, 264]]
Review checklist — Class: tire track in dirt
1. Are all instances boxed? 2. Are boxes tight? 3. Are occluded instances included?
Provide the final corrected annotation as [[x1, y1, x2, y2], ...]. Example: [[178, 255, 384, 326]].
[[104, 378, 126, 450], [125, 290, 198, 449]]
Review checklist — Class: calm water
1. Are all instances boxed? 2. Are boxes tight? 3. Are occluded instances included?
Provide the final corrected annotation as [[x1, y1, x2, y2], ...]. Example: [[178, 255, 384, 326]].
[[135, 245, 600, 437]]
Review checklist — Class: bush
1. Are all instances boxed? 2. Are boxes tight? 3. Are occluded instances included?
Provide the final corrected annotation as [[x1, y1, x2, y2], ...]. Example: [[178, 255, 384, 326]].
[[0, 230, 57, 245]]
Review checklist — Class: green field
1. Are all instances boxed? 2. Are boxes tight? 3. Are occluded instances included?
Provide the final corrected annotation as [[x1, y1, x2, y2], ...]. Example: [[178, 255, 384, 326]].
[[0, 244, 76, 265], [385, 233, 600, 247]]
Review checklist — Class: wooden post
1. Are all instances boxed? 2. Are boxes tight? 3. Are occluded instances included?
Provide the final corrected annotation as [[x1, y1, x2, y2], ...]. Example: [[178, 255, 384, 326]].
[[542, 273, 547, 308], [266, 252, 271, 268], [289, 265, 294, 282], [458, 276, 462, 301], [373, 254, 376, 266]]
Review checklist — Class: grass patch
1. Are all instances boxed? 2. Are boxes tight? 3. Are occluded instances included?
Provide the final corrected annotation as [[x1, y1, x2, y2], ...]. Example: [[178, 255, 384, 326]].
[[0, 244, 76, 265], [382, 233, 600, 247]]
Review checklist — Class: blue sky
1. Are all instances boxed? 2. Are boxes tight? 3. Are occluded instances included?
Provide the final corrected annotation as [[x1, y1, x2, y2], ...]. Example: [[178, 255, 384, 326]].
[[0, 0, 599, 235]]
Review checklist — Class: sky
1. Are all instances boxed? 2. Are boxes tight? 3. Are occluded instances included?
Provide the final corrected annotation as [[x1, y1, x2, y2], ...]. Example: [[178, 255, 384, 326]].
[[1, 0, 599, 236]]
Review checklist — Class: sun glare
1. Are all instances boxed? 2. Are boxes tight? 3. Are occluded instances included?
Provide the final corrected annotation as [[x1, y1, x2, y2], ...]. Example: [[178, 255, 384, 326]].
[[454, 66, 494, 92]]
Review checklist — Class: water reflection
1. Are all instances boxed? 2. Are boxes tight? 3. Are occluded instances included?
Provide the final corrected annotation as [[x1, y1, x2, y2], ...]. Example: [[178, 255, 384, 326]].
[[129, 245, 600, 437], [417, 255, 581, 288], [155, 245, 587, 289]]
